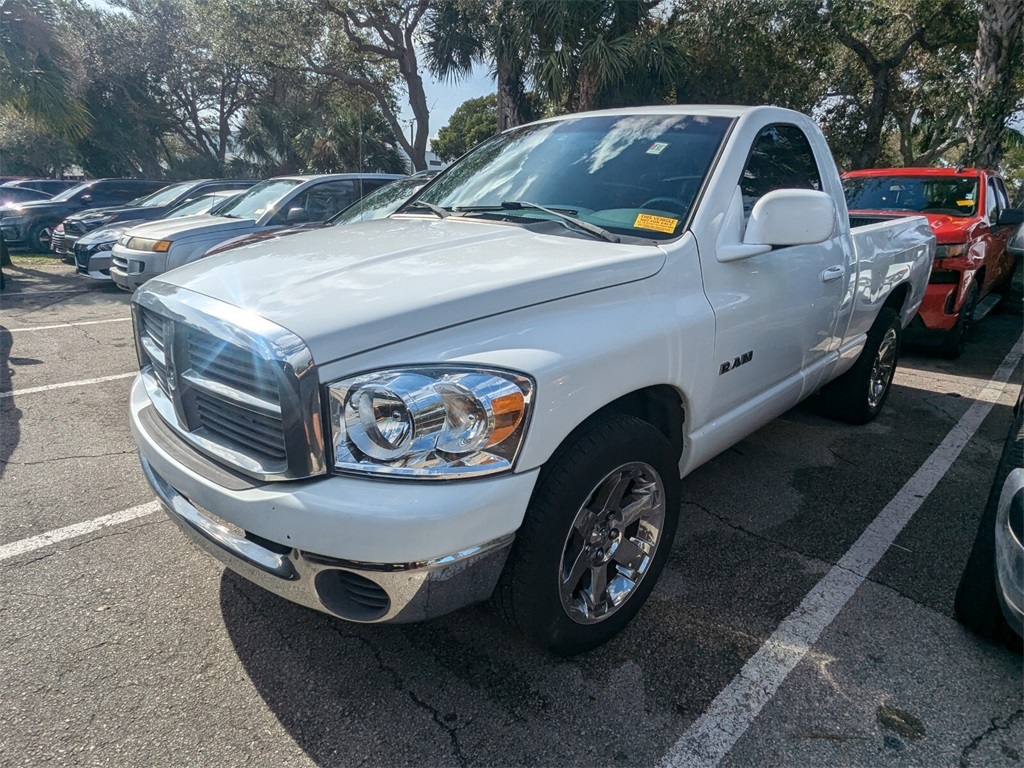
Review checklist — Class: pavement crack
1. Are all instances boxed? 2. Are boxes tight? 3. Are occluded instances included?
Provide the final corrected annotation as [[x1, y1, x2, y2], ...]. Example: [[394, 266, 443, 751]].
[[0, 449, 134, 466], [328, 625, 468, 767], [827, 446, 858, 466], [959, 708, 1024, 767]]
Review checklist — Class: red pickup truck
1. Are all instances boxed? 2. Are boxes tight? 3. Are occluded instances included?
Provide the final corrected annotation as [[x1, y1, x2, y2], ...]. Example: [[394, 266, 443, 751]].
[[843, 167, 1022, 358]]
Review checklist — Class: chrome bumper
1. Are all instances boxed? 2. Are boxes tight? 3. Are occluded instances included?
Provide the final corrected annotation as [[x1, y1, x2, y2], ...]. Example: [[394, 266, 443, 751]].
[[141, 455, 514, 623]]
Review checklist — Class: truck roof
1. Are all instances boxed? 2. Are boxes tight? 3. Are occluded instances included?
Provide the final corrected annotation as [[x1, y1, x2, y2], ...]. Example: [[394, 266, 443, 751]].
[[843, 167, 988, 179]]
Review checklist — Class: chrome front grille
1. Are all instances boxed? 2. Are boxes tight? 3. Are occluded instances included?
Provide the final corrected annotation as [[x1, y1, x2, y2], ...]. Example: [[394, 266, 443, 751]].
[[50, 229, 66, 253], [132, 284, 325, 481]]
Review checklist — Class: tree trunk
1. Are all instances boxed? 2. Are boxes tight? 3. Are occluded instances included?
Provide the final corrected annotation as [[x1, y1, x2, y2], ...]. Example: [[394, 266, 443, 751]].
[[496, 57, 528, 131], [853, 68, 891, 169], [964, 0, 1024, 169]]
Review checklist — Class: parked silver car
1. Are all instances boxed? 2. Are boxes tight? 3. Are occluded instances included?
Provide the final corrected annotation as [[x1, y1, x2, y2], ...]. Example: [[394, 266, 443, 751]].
[[109, 173, 403, 292], [956, 384, 1024, 650]]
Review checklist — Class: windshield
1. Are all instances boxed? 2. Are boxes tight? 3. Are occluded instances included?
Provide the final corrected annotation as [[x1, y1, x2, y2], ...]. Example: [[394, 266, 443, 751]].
[[844, 175, 980, 217], [128, 181, 196, 208], [215, 178, 301, 220], [167, 192, 236, 218], [51, 181, 94, 202], [416, 114, 732, 240], [332, 178, 426, 225]]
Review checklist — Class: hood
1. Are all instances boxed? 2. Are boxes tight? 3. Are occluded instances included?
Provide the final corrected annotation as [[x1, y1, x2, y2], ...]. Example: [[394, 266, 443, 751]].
[[203, 221, 328, 257], [850, 208, 978, 245], [0, 199, 80, 217], [68, 204, 168, 225], [920, 214, 979, 245], [121, 214, 256, 241], [78, 223, 130, 246], [153, 217, 666, 364]]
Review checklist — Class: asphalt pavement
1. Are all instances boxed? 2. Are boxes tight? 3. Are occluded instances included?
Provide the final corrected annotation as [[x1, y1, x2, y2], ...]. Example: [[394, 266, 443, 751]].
[[1, 261, 1021, 767]]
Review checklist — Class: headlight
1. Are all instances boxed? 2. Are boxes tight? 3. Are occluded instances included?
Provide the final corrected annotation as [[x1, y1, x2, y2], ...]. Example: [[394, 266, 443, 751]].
[[125, 236, 171, 252], [95, 241, 114, 252], [328, 366, 534, 479], [935, 243, 967, 259], [1, 215, 24, 225], [85, 213, 117, 225]]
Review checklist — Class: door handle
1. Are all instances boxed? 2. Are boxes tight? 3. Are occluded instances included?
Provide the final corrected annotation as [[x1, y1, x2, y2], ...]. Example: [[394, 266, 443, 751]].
[[821, 265, 845, 283]]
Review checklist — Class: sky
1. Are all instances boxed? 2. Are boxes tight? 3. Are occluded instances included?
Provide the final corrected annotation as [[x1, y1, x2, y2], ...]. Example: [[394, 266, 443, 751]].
[[398, 63, 495, 148]]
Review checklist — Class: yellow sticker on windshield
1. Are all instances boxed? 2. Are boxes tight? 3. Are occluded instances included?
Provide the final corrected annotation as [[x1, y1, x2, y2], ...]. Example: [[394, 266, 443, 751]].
[[634, 213, 678, 234], [957, 200, 973, 207]]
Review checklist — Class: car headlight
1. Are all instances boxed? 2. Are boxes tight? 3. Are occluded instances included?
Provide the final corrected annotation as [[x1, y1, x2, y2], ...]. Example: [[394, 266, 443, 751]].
[[935, 243, 967, 259], [85, 213, 117, 225], [1, 215, 25, 225], [328, 366, 534, 479], [124, 236, 171, 252]]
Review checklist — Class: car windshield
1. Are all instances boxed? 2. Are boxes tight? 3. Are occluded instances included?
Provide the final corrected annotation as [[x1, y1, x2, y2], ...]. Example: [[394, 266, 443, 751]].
[[215, 179, 301, 220], [332, 178, 427, 225], [844, 175, 980, 217], [166, 192, 237, 218], [51, 181, 94, 202], [128, 181, 196, 208], [415, 114, 732, 240]]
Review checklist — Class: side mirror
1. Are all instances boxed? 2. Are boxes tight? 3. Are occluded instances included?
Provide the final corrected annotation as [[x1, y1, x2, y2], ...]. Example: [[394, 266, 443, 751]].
[[286, 207, 310, 223], [997, 208, 1023, 228], [743, 189, 836, 247], [79, 194, 93, 205]]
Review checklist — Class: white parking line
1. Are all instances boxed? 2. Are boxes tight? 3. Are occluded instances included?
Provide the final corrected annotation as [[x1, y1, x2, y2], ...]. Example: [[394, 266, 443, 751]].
[[0, 501, 161, 563], [0, 372, 135, 399], [8, 317, 131, 333], [659, 332, 1024, 768]]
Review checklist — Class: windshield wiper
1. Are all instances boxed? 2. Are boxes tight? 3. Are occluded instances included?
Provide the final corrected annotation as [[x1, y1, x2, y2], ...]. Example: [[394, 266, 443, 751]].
[[455, 200, 620, 243], [400, 200, 451, 219]]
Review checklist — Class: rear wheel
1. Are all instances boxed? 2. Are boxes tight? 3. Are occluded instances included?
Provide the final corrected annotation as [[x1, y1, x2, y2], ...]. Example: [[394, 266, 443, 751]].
[[820, 308, 901, 425], [496, 414, 680, 655]]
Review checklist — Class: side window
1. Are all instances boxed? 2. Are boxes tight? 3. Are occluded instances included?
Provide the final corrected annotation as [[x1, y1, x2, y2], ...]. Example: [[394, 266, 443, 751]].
[[994, 178, 1011, 210], [275, 181, 359, 224], [987, 178, 1003, 222], [740, 124, 822, 217]]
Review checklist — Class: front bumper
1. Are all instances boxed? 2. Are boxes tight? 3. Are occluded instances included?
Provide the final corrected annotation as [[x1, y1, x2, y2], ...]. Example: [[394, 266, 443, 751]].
[[74, 245, 113, 280], [130, 377, 538, 623], [110, 246, 168, 292]]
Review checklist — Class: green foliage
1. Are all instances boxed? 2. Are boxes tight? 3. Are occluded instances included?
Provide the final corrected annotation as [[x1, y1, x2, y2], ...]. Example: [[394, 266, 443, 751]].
[[0, 0, 90, 138], [432, 94, 498, 161], [0, 106, 75, 175]]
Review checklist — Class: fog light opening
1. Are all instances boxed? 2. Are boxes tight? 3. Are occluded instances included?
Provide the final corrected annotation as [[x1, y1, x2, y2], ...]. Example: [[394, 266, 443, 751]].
[[315, 569, 391, 621]]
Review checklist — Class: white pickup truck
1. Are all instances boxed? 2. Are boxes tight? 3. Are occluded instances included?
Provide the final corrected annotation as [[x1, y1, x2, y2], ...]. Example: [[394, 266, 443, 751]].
[[129, 106, 933, 655]]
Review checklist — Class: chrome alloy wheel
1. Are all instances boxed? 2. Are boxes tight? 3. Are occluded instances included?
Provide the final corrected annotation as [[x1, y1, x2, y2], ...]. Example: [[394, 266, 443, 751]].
[[868, 326, 898, 409], [558, 461, 666, 624]]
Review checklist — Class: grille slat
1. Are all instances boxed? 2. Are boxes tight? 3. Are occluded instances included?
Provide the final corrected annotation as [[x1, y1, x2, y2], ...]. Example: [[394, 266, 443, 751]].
[[188, 331, 280, 403], [195, 392, 287, 460]]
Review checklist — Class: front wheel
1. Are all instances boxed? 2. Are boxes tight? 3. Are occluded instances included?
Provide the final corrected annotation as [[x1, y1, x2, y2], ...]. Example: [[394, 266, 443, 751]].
[[820, 307, 901, 425], [26, 223, 51, 254], [496, 414, 680, 655], [939, 283, 978, 360]]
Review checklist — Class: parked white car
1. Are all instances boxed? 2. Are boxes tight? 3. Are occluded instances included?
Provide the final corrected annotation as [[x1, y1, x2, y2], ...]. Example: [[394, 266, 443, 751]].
[[128, 106, 933, 654], [109, 173, 404, 291]]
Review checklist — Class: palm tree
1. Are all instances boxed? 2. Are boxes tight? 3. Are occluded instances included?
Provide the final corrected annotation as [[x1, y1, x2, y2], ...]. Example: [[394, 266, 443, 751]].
[[0, 0, 90, 138]]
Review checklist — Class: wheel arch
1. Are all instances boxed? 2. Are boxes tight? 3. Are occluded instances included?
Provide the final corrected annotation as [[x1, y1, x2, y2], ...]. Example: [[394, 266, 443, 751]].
[[536, 384, 687, 475]]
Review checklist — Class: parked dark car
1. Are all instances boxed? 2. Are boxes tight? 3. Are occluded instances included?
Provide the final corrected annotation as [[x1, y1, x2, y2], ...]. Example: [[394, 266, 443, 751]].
[[202, 173, 436, 257], [52, 178, 255, 259], [0, 186, 52, 207], [0, 178, 168, 252], [3, 179, 80, 194]]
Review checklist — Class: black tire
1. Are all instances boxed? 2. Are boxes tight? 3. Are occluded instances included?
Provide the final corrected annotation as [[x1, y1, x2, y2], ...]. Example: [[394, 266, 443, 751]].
[[26, 223, 50, 254], [939, 283, 978, 359], [496, 414, 680, 656], [820, 308, 901, 425], [954, 403, 1024, 652]]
